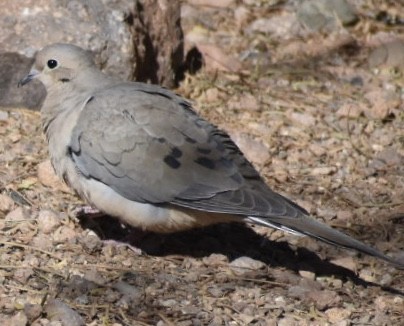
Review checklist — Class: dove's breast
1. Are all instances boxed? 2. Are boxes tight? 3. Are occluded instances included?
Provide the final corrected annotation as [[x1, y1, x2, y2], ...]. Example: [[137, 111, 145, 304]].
[[69, 169, 239, 232], [41, 90, 90, 188]]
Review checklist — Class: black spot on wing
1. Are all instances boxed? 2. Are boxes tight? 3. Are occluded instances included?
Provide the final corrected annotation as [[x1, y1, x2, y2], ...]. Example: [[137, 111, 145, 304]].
[[164, 155, 181, 169], [161, 148, 182, 170], [196, 147, 211, 155], [195, 157, 215, 169], [67, 145, 74, 158], [171, 147, 182, 158], [184, 136, 197, 144]]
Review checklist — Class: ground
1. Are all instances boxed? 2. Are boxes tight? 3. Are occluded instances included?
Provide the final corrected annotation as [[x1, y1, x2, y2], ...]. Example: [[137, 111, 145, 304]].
[[0, 1, 403, 325]]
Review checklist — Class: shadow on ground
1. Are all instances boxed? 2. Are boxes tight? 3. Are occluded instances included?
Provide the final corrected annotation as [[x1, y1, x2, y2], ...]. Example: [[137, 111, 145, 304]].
[[79, 214, 404, 296]]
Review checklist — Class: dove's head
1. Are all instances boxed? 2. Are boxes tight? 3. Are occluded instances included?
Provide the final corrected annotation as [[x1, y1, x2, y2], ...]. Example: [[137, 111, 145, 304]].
[[19, 43, 96, 89]]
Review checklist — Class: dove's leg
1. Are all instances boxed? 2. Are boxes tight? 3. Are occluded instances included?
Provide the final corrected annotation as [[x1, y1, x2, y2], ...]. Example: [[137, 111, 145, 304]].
[[74, 205, 145, 254], [74, 205, 104, 218]]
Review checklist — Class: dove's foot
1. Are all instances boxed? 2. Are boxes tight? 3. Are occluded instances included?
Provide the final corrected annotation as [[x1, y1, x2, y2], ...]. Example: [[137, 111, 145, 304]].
[[75, 208, 150, 254], [74, 205, 104, 218], [102, 239, 143, 255]]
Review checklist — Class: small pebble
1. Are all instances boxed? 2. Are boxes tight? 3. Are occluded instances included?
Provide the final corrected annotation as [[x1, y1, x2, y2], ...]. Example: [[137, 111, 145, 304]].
[[0, 193, 14, 212], [229, 256, 266, 276], [37, 209, 62, 234]]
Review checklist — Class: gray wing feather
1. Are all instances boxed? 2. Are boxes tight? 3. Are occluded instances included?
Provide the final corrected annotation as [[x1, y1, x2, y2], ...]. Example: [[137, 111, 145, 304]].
[[70, 83, 307, 217], [70, 83, 249, 204]]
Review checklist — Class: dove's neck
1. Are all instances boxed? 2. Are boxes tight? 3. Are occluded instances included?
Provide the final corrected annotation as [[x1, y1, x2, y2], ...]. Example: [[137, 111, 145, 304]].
[[41, 68, 116, 181], [41, 69, 114, 137]]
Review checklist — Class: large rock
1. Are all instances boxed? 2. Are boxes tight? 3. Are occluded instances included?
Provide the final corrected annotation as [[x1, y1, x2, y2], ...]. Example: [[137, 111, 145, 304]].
[[0, 0, 184, 109], [297, 0, 357, 32], [0, 53, 46, 109]]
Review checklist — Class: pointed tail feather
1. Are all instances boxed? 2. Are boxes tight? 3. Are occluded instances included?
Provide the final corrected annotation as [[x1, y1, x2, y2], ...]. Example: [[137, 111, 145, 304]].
[[247, 215, 404, 268]]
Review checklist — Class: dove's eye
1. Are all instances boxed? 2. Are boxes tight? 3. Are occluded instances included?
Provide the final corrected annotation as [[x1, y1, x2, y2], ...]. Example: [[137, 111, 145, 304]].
[[47, 59, 58, 69]]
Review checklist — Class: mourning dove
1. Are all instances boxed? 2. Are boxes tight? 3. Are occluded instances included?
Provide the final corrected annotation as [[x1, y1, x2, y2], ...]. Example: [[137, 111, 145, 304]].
[[19, 43, 403, 268]]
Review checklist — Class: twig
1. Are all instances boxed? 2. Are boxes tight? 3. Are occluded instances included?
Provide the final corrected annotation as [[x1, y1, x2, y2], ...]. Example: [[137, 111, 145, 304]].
[[232, 276, 289, 287], [4, 284, 43, 294], [0, 265, 66, 278], [0, 240, 63, 260], [157, 313, 176, 326]]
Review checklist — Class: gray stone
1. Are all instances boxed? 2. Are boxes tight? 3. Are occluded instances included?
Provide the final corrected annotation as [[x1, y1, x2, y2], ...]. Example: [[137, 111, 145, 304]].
[[297, 0, 357, 32], [44, 299, 85, 326], [368, 40, 404, 70], [0, 52, 46, 109], [0, 0, 184, 109]]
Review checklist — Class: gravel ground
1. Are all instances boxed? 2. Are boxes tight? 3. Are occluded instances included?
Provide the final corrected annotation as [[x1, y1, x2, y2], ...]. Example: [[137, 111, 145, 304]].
[[0, 1, 403, 325]]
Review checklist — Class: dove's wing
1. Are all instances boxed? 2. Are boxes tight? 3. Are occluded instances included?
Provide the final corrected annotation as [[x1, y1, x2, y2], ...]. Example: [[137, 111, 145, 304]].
[[70, 82, 304, 218]]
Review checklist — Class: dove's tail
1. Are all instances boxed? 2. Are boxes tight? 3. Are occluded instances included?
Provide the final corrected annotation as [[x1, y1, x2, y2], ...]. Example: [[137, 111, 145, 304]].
[[247, 215, 404, 268]]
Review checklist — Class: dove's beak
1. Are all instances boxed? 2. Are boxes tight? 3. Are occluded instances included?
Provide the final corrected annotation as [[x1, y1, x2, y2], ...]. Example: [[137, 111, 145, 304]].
[[18, 69, 39, 87]]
